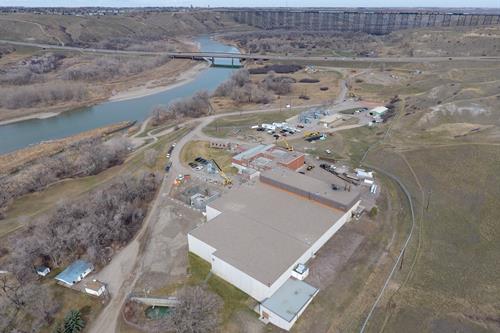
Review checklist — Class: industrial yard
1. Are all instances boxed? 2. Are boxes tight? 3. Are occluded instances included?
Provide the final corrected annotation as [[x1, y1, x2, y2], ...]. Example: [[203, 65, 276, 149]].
[[1, 6, 499, 333]]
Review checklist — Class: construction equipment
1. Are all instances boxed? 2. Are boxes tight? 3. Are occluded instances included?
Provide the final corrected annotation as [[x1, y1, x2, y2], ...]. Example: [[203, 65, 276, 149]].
[[174, 174, 191, 186], [281, 138, 294, 152], [303, 131, 320, 138], [212, 159, 232, 186]]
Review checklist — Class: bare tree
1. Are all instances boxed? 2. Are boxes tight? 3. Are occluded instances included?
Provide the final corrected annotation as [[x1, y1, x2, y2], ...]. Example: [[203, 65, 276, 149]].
[[161, 286, 222, 333], [23, 284, 60, 331], [6, 172, 161, 276], [1, 137, 131, 214], [0, 275, 25, 310], [169, 91, 210, 118], [144, 149, 159, 167]]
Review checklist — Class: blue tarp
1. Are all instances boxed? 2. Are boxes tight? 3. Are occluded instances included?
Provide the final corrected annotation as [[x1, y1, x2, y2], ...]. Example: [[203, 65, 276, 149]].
[[55, 260, 93, 286]]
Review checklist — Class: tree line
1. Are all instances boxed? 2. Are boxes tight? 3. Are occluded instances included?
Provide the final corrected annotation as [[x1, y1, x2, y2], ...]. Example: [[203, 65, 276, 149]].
[[62, 54, 171, 82], [0, 171, 160, 332], [0, 137, 131, 218], [150, 69, 295, 126], [213, 69, 292, 103], [0, 52, 171, 110], [150, 91, 211, 126]]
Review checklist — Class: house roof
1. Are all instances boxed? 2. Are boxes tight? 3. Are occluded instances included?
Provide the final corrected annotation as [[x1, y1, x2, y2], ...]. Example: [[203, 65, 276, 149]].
[[85, 280, 105, 291], [55, 260, 92, 285], [36, 266, 50, 273], [190, 181, 343, 286], [261, 278, 319, 322]]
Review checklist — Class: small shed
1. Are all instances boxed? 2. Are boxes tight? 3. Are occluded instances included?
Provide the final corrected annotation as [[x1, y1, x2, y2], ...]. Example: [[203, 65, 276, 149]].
[[36, 266, 51, 277], [55, 260, 93, 287], [369, 106, 388, 117], [84, 280, 106, 297]]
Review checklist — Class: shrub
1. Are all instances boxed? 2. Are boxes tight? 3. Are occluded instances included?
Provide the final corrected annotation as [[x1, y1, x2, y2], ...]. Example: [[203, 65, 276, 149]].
[[299, 78, 320, 83], [248, 64, 302, 75]]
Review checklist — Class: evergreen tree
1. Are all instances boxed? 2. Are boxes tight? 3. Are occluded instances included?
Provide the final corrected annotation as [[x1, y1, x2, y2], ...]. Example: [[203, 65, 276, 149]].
[[53, 310, 85, 333]]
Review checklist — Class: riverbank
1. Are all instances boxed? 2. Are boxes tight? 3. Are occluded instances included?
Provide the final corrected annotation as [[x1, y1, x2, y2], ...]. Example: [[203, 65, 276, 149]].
[[0, 59, 206, 125], [108, 62, 208, 102], [0, 121, 135, 173], [0, 112, 59, 126]]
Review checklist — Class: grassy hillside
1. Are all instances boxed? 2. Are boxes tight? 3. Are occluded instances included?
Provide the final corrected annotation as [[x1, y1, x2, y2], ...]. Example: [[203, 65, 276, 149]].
[[345, 59, 500, 332], [0, 11, 249, 48], [223, 25, 500, 57], [363, 145, 500, 332]]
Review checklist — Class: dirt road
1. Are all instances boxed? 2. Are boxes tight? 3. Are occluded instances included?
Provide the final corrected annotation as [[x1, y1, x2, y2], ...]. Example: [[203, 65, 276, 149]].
[[89, 75, 360, 333]]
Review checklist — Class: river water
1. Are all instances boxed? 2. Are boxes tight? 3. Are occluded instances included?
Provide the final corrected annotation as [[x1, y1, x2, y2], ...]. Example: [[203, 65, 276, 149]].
[[0, 36, 239, 154]]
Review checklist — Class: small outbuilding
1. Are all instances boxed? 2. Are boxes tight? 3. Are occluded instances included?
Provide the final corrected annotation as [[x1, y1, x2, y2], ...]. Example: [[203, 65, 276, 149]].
[[55, 260, 93, 287], [259, 278, 319, 331], [84, 280, 106, 297], [36, 266, 51, 277], [369, 106, 388, 117]]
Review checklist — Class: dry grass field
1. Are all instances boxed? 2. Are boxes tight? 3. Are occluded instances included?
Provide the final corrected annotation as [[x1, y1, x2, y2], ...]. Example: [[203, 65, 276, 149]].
[[0, 12, 247, 47], [276, 55, 500, 332], [1, 20, 500, 333]]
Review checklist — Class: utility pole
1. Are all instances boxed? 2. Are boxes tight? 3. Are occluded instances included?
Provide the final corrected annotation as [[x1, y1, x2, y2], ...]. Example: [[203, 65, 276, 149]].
[[426, 189, 432, 211], [399, 249, 405, 270]]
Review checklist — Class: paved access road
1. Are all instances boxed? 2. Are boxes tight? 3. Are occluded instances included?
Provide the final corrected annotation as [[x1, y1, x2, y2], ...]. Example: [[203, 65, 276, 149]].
[[2, 39, 500, 63]]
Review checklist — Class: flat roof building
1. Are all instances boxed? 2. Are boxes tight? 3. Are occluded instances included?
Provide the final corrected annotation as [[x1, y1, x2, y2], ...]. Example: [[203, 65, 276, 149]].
[[232, 144, 305, 173], [260, 168, 360, 211], [369, 106, 388, 116], [188, 170, 361, 330], [259, 278, 319, 331]]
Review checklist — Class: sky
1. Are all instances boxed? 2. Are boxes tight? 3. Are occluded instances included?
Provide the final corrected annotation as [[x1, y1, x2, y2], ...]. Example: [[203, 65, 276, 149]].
[[3, 0, 500, 7]]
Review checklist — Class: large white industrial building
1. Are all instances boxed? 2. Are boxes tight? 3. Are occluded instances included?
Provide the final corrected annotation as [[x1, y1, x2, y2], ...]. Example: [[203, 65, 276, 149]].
[[188, 167, 361, 330]]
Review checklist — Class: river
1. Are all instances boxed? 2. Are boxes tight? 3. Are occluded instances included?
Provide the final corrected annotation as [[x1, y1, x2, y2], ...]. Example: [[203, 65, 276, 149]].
[[0, 36, 239, 155]]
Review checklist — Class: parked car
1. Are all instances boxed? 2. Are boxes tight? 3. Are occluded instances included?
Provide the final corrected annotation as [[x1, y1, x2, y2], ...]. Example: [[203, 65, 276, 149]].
[[195, 165, 204, 171], [195, 157, 209, 165], [188, 162, 198, 169], [306, 165, 315, 171]]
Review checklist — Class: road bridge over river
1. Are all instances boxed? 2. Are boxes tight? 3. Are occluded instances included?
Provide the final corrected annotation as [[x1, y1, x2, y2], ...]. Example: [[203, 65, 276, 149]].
[[2, 39, 500, 64]]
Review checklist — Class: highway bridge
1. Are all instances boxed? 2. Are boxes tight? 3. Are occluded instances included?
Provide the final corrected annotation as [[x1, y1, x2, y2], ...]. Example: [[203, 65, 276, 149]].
[[1, 39, 500, 64]]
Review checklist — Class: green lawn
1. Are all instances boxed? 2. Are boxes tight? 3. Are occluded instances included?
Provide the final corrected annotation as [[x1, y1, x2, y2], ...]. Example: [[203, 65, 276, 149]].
[[180, 140, 237, 175]]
